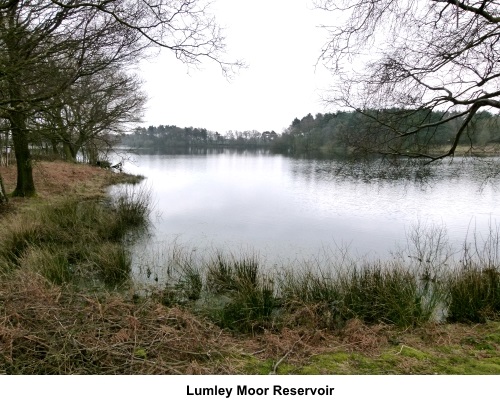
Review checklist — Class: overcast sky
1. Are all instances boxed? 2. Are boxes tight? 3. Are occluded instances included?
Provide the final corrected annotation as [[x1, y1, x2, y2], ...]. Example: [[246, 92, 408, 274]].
[[137, 0, 333, 134]]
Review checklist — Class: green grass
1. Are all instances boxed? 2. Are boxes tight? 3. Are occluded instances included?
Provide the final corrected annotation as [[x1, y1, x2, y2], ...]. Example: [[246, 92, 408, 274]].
[[0, 184, 150, 287]]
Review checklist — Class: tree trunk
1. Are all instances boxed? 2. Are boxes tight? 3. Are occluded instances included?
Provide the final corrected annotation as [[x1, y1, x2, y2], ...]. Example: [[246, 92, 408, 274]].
[[5, 8, 36, 197], [10, 108, 36, 197], [0, 174, 8, 204], [62, 140, 76, 162], [50, 138, 59, 154]]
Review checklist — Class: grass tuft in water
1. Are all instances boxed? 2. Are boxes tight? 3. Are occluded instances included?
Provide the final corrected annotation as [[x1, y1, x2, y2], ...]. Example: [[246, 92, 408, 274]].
[[208, 276, 277, 333], [446, 226, 500, 323], [90, 243, 132, 287], [338, 262, 431, 327], [178, 263, 204, 301], [112, 185, 152, 229], [277, 269, 342, 329], [206, 253, 259, 294]]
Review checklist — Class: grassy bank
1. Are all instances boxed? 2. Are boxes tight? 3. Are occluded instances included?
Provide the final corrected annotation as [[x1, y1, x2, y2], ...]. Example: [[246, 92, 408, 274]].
[[0, 161, 499, 374]]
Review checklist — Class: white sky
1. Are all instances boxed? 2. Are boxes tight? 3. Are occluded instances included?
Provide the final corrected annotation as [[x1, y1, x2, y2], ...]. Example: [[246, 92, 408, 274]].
[[137, 0, 333, 134]]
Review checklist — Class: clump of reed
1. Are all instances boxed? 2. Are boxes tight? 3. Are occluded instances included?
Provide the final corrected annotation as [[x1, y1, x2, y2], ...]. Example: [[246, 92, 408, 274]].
[[445, 227, 500, 323], [111, 184, 152, 230], [277, 269, 343, 329], [198, 253, 276, 333], [146, 249, 277, 333], [208, 279, 276, 333], [276, 260, 443, 329], [19, 245, 73, 285], [206, 252, 259, 293], [0, 184, 151, 287], [338, 262, 434, 327], [446, 266, 500, 323]]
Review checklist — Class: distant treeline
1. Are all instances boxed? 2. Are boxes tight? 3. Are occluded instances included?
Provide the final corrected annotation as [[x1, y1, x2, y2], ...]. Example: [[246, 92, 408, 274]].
[[272, 110, 500, 156], [122, 125, 278, 150], [123, 109, 500, 155]]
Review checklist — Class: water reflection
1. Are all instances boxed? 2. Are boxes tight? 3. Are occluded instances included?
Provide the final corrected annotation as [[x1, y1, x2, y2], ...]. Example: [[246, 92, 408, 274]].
[[119, 150, 500, 270]]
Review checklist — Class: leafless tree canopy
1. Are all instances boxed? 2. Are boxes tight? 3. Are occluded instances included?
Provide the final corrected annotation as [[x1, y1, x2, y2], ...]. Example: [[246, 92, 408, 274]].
[[316, 0, 500, 160], [48, 0, 241, 75], [0, 0, 241, 196]]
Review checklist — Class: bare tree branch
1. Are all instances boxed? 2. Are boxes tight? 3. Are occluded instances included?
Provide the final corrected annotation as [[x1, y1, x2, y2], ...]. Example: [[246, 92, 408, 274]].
[[317, 0, 500, 160]]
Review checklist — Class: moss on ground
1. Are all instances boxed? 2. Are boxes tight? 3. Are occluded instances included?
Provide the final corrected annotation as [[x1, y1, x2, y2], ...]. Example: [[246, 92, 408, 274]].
[[240, 322, 500, 375]]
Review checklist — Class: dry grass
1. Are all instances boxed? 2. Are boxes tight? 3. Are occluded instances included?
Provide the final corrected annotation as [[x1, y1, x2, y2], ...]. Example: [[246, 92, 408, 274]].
[[0, 270, 239, 374], [1, 160, 138, 203]]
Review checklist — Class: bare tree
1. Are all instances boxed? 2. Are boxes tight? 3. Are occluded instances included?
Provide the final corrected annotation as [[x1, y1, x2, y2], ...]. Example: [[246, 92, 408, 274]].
[[37, 67, 146, 163], [316, 0, 500, 161], [0, 0, 241, 196]]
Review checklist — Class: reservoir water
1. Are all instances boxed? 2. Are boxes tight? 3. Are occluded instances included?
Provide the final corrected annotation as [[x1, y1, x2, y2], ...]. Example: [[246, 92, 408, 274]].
[[116, 150, 500, 275]]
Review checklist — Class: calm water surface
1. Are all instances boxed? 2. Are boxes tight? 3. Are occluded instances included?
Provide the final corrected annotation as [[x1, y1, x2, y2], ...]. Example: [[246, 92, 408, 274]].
[[119, 150, 500, 270]]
